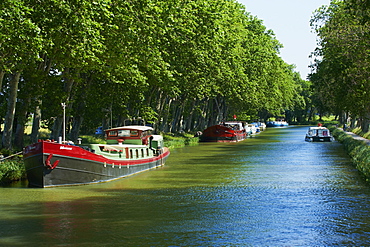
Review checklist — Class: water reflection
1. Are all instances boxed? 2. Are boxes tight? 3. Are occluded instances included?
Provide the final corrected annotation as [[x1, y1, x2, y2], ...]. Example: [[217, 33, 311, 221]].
[[1, 126, 370, 246]]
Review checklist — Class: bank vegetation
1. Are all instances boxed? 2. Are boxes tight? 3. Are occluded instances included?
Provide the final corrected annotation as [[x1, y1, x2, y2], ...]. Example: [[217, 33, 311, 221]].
[[330, 127, 370, 182]]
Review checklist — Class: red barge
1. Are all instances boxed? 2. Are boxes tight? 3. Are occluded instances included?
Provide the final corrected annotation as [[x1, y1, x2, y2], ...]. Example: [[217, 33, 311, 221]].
[[23, 126, 170, 188], [200, 121, 247, 142]]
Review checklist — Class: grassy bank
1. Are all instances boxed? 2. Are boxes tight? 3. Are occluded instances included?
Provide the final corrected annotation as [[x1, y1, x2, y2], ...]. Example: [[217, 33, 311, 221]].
[[329, 126, 370, 182], [291, 120, 339, 126], [163, 132, 199, 149], [0, 151, 26, 185]]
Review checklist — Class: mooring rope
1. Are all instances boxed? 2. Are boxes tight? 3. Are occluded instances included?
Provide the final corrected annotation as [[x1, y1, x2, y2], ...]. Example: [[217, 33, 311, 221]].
[[0, 151, 23, 162]]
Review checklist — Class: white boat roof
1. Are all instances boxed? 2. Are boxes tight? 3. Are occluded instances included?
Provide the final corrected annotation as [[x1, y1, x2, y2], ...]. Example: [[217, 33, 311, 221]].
[[309, 127, 329, 130], [224, 121, 242, 125], [105, 125, 153, 131]]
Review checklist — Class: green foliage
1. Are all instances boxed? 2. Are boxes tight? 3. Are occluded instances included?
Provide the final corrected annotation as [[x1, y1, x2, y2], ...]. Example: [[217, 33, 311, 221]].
[[0, 155, 26, 184], [310, 0, 370, 124], [330, 127, 370, 181], [352, 127, 362, 135], [78, 135, 106, 144], [0, 0, 44, 72], [364, 131, 370, 139], [163, 133, 199, 149], [352, 145, 370, 180]]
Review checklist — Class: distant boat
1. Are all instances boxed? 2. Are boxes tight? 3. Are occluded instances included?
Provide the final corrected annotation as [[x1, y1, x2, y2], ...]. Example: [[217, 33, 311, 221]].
[[200, 121, 247, 142], [250, 122, 266, 132], [305, 126, 334, 142], [266, 120, 289, 127], [23, 125, 170, 188], [246, 123, 257, 135]]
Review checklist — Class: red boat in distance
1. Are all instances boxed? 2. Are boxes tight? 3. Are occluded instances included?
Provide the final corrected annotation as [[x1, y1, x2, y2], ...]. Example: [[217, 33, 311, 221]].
[[200, 121, 247, 142]]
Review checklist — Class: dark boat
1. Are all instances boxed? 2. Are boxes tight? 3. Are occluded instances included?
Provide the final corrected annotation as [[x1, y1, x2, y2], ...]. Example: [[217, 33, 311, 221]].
[[200, 121, 247, 142], [23, 126, 170, 188]]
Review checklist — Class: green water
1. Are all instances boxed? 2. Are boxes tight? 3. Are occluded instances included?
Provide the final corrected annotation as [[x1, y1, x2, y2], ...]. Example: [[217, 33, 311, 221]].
[[2, 126, 370, 246]]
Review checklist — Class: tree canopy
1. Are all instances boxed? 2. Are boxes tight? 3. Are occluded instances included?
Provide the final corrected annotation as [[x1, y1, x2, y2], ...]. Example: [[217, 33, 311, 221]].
[[310, 0, 370, 132], [0, 0, 307, 149]]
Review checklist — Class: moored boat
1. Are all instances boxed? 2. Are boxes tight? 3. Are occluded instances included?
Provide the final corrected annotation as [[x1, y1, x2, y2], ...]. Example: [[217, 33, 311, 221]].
[[305, 126, 334, 142], [23, 126, 170, 188], [246, 123, 257, 135], [200, 121, 247, 142], [251, 122, 266, 132], [266, 120, 289, 127]]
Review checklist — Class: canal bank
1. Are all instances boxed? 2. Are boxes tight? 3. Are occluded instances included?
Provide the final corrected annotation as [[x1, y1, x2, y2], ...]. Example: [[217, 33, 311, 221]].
[[330, 126, 370, 182]]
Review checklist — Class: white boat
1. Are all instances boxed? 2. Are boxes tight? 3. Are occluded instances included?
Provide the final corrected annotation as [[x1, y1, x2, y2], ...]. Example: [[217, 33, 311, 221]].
[[266, 120, 288, 127], [246, 124, 257, 135], [258, 122, 266, 131], [305, 127, 334, 142], [251, 122, 266, 132]]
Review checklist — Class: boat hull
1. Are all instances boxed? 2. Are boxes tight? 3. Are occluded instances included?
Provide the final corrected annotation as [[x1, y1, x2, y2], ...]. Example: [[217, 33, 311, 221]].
[[200, 124, 246, 142], [266, 121, 289, 127], [200, 135, 244, 142], [23, 141, 169, 188], [305, 135, 334, 142]]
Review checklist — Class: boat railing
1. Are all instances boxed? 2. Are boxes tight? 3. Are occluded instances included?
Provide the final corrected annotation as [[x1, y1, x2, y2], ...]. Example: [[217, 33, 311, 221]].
[[94, 144, 155, 159]]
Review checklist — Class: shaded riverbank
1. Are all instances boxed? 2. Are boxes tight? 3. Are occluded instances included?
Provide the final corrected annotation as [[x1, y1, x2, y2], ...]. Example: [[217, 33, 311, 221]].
[[329, 126, 370, 182]]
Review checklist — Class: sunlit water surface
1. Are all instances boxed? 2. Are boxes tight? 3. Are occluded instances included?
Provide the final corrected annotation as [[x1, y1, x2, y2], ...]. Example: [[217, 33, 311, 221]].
[[1, 126, 370, 246]]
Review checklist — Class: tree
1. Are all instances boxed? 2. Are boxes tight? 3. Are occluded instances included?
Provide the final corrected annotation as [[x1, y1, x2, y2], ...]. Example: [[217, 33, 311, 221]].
[[310, 0, 370, 131], [0, 0, 309, 150], [0, 0, 43, 149]]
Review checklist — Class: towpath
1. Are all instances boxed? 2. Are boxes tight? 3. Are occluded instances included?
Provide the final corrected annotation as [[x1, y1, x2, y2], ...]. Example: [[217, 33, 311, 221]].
[[343, 130, 370, 145]]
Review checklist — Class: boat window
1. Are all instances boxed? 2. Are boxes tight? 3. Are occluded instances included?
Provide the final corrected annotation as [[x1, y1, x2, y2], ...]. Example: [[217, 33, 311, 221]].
[[118, 130, 130, 137], [108, 131, 117, 137], [130, 130, 139, 137]]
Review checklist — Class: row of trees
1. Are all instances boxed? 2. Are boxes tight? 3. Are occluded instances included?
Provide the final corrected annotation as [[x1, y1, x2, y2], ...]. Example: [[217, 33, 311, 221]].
[[1, 0, 308, 150], [310, 0, 370, 132]]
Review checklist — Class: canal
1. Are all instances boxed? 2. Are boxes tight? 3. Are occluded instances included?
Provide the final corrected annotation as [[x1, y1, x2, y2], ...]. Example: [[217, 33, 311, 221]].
[[1, 126, 370, 246]]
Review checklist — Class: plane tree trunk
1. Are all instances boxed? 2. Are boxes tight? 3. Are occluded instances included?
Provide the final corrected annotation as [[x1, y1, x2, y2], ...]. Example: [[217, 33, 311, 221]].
[[2, 72, 21, 150]]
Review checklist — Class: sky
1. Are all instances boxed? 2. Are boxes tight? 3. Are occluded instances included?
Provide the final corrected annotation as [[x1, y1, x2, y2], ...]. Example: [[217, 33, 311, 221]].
[[237, 0, 331, 80]]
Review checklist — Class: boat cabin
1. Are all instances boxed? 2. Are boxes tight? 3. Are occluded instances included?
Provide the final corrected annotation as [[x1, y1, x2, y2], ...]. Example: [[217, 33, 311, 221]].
[[307, 127, 330, 137], [223, 121, 244, 131], [105, 126, 153, 145], [305, 126, 334, 142]]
